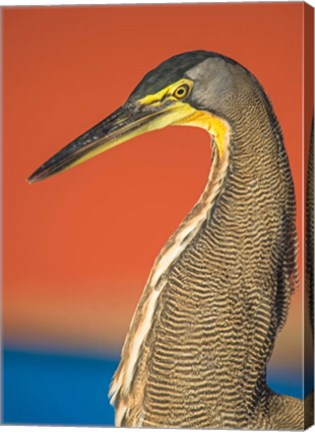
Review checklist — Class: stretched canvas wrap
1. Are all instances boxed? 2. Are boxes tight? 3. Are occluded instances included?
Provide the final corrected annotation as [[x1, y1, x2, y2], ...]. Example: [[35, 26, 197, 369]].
[[1, 2, 314, 429]]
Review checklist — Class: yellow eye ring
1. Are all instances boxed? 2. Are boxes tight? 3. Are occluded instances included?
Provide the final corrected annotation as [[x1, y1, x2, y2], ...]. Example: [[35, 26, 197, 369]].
[[173, 84, 190, 100]]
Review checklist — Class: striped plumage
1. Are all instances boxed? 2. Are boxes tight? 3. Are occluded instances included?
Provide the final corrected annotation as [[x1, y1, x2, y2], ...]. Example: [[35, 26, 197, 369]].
[[108, 53, 302, 428]]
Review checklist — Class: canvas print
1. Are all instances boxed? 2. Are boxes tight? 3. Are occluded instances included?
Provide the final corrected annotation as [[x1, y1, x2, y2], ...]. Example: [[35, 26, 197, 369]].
[[2, 2, 314, 429]]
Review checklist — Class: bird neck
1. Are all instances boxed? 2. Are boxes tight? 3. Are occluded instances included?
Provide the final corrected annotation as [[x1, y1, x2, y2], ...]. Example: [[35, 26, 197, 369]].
[[148, 139, 230, 292], [110, 97, 296, 428], [175, 101, 291, 421], [143, 101, 289, 422]]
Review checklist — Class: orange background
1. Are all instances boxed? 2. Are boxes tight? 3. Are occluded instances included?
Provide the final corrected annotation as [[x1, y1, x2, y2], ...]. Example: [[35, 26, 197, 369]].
[[3, 3, 305, 377]]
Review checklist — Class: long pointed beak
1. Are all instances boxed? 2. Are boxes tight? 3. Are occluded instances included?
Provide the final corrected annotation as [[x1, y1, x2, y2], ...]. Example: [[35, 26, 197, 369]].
[[28, 100, 183, 184]]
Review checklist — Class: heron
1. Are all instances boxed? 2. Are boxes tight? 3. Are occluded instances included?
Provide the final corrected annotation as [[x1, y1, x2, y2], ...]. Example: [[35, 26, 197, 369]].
[[28, 51, 303, 429]]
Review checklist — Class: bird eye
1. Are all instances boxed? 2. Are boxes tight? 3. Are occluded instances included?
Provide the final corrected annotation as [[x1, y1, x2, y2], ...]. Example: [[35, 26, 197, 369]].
[[174, 84, 190, 100]]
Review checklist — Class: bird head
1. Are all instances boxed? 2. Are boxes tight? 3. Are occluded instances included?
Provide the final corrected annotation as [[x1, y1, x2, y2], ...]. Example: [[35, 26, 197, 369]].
[[28, 51, 248, 183]]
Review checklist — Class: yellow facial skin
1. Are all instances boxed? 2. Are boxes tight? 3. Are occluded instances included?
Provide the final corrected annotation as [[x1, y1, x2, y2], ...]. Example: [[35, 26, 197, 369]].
[[139, 78, 229, 159], [138, 78, 193, 106]]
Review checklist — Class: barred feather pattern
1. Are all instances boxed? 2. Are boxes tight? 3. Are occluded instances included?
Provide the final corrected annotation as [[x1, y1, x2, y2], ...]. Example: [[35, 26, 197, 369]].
[[110, 81, 302, 428]]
